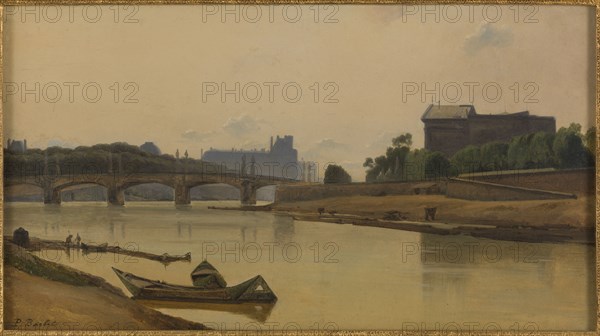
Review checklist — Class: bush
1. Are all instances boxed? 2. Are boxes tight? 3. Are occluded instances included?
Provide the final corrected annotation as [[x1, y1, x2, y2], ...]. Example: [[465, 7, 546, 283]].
[[324, 164, 352, 184]]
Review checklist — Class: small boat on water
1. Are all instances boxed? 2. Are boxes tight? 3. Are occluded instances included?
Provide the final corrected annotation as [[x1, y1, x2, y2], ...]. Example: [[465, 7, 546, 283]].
[[160, 252, 192, 263], [80, 242, 191, 264], [112, 261, 277, 304]]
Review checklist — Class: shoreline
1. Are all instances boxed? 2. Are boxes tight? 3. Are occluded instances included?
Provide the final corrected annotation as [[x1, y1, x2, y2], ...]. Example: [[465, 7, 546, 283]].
[[4, 241, 206, 331], [276, 211, 594, 244], [231, 194, 594, 245]]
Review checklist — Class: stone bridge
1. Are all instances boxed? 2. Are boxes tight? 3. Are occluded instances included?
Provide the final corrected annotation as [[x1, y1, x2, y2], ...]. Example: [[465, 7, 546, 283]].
[[5, 171, 298, 206]]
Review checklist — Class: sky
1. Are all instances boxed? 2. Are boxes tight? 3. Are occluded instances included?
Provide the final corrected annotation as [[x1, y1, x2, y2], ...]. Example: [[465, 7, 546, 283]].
[[3, 5, 595, 181]]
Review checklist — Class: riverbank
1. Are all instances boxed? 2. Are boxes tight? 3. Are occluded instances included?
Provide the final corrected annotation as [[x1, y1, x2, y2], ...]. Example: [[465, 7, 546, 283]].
[[271, 195, 595, 244], [4, 241, 206, 331]]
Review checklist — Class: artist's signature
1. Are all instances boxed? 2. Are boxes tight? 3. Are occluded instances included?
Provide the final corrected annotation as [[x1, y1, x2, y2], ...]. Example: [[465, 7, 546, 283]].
[[10, 318, 59, 329], [9, 318, 139, 330]]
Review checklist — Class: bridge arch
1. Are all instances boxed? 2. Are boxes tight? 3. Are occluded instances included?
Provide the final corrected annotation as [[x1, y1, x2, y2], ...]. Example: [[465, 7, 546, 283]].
[[5, 183, 44, 202], [4, 180, 44, 188], [59, 183, 109, 203], [256, 185, 277, 204], [122, 182, 175, 202], [54, 180, 110, 191], [5, 172, 297, 207], [188, 183, 241, 203]]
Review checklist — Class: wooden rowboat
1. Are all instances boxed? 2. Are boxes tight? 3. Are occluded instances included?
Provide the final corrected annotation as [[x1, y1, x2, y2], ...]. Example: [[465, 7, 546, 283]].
[[112, 267, 277, 304]]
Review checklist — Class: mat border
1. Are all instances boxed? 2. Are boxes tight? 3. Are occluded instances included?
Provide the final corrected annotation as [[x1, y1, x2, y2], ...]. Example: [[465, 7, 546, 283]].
[[0, 1, 598, 335]]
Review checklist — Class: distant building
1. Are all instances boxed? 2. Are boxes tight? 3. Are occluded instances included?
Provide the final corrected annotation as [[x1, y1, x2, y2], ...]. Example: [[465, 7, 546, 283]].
[[6, 139, 27, 153], [202, 135, 300, 180], [421, 104, 556, 157], [140, 142, 162, 156]]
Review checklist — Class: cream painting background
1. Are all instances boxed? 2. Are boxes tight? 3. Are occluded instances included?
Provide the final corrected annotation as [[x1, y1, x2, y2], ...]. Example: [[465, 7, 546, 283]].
[[3, 5, 595, 181]]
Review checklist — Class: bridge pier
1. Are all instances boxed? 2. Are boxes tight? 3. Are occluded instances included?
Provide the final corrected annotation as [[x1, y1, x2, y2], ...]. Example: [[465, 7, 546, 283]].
[[107, 185, 125, 206], [43, 187, 61, 205], [240, 180, 257, 205], [175, 184, 191, 205]]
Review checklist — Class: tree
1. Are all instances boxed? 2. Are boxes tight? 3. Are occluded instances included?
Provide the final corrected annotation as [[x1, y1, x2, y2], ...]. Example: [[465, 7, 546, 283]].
[[404, 148, 430, 181], [479, 142, 509, 171], [392, 133, 412, 149], [528, 132, 555, 168], [508, 134, 537, 169], [585, 126, 596, 164], [324, 164, 352, 184], [364, 133, 413, 182], [450, 145, 481, 174], [424, 151, 450, 180], [553, 126, 589, 169]]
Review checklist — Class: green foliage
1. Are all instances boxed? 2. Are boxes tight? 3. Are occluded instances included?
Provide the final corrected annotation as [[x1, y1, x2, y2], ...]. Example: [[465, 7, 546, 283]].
[[585, 126, 596, 165], [450, 145, 481, 174], [404, 148, 429, 181], [507, 132, 555, 169], [553, 126, 589, 169], [364, 133, 414, 182], [424, 152, 450, 180], [479, 142, 509, 171], [324, 164, 352, 184], [450, 123, 593, 173], [364, 133, 453, 182], [4, 142, 220, 176], [365, 124, 594, 182], [392, 134, 412, 148], [531, 132, 555, 167]]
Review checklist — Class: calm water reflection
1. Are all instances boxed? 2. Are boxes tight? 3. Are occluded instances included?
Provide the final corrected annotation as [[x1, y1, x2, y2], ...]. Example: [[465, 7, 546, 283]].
[[4, 202, 595, 331]]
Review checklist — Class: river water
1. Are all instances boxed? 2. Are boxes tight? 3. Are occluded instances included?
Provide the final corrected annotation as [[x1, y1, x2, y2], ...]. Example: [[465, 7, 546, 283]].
[[4, 201, 596, 331]]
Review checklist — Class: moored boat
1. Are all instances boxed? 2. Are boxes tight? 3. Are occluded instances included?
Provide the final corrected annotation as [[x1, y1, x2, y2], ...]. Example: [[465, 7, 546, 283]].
[[190, 259, 227, 288], [112, 267, 277, 304]]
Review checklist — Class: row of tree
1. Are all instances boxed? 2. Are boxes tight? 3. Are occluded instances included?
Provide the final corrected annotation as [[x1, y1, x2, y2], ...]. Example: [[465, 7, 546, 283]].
[[362, 133, 451, 182], [361, 124, 595, 183], [451, 123, 595, 175], [4, 142, 223, 176]]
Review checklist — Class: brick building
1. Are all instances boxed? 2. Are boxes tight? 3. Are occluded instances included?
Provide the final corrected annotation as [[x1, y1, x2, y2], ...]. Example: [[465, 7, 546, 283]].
[[421, 104, 556, 157]]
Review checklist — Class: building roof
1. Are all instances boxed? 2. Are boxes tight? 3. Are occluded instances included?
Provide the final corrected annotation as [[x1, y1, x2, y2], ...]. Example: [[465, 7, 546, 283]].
[[421, 104, 476, 120]]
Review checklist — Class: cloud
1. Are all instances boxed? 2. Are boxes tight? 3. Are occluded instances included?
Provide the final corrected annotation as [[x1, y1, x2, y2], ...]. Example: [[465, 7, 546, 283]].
[[222, 114, 264, 137], [302, 138, 351, 161], [239, 139, 269, 151], [365, 131, 399, 155], [464, 22, 513, 53], [181, 129, 215, 142], [314, 138, 350, 150], [300, 139, 372, 182]]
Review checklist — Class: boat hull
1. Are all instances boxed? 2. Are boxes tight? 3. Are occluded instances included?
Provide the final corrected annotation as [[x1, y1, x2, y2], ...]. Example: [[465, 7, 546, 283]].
[[112, 267, 277, 304]]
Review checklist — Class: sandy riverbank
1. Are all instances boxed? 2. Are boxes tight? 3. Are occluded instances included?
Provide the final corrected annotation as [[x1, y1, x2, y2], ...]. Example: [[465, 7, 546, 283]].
[[271, 195, 595, 244], [4, 242, 206, 331]]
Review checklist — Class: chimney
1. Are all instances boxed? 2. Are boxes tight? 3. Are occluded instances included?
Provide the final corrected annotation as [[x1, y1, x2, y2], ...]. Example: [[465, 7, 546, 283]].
[[270, 136, 273, 151], [24, 139, 27, 151]]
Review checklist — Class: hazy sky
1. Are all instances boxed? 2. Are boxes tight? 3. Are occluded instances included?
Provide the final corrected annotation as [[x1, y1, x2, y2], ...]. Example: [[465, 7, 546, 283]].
[[4, 5, 595, 181]]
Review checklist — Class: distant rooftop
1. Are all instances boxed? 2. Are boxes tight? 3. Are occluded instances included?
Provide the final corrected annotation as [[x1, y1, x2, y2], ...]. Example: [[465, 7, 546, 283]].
[[421, 104, 539, 120], [421, 104, 476, 120]]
